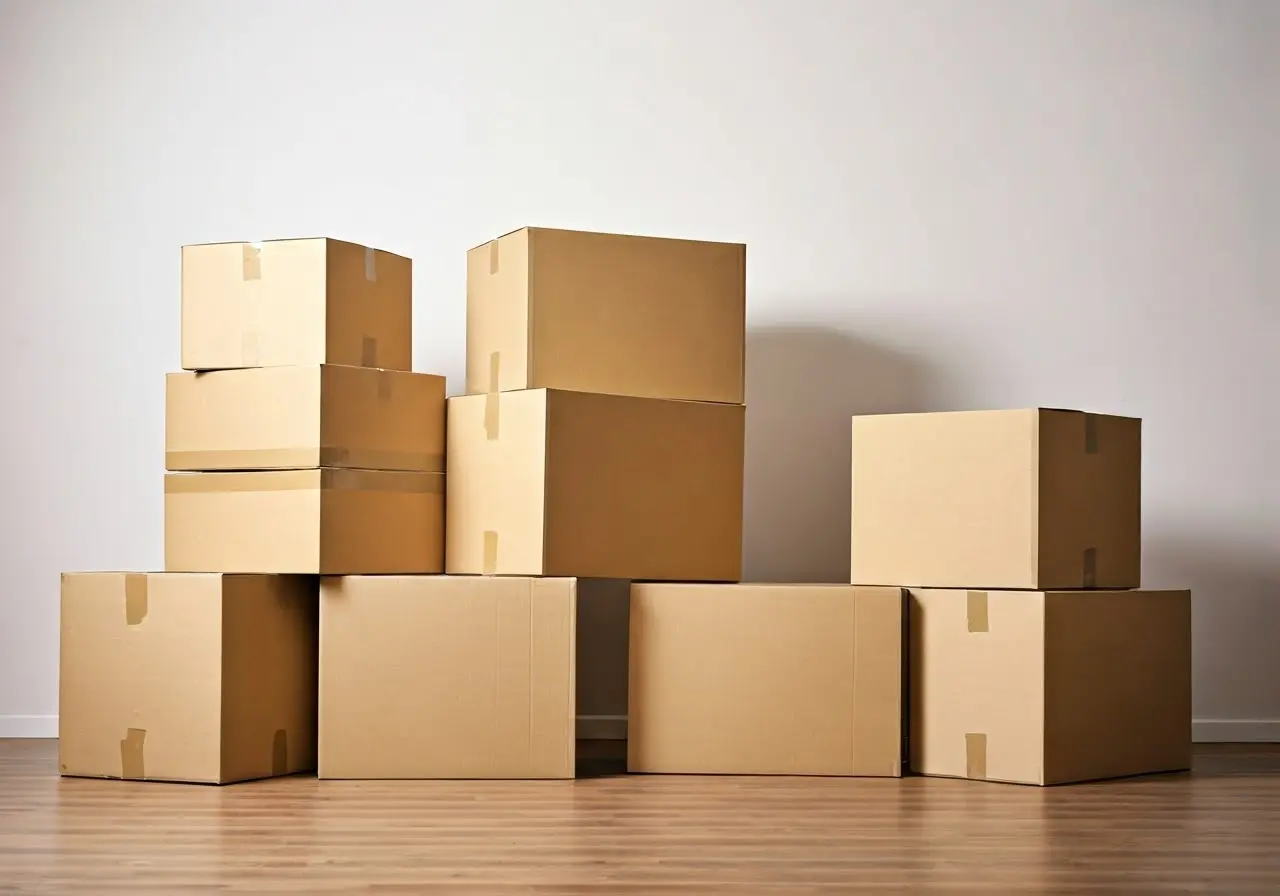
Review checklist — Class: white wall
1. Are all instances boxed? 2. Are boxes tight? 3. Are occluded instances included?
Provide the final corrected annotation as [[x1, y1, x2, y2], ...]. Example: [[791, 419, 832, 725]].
[[1, 0, 1275, 739]]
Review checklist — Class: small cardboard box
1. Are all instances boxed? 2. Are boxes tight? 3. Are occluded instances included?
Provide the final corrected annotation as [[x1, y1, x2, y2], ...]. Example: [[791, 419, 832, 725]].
[[181, 238, 411, 371], [628, 584, 904, 777], [166, 365, 445, 472], [467, 227, 745, 403], [319, 575, 627, 779], [59, 573, 317, 784], [908, 588, 1192, 785], [446, 388, 743, 580], [165, 469, 444, 574], [852, 408, 1141, 590]]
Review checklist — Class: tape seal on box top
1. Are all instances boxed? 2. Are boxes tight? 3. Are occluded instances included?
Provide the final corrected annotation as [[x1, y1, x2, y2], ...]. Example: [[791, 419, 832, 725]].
[[1082, 547, 1098, 588], [361, 336, 378, 368], [120, 728, 146, 780], [376, 369, 393, 401], [966, 591, 988, 633], [242, 243, 262, 280], [482, 530, 498, 575], [1084, 413, 1099, 454], [484, 352, 500, 440], [124, 574, 148, 626], [364, 247, 377, 282], [488, 240, 499, 274], [965, 732, 987, 780]]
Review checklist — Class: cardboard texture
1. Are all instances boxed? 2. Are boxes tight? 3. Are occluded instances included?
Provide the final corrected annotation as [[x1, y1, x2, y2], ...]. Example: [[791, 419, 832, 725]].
[[59, 572, 317, 784], [851, 408, 1141, 589], [628, 584, 904, 777], [181, 238, 411, 371], [318, 575, 577, 779], [446, 388, 744, 580], [466, 227, 745, 404], [166, 365, 445, 472], [165, 468, 444, 574], [908, 588, 1192, 786]]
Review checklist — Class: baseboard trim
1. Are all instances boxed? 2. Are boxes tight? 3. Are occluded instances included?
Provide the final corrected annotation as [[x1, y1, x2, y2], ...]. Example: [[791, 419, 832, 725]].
[[1192, 719, 1280, 743], [0, 715, 58, 739]]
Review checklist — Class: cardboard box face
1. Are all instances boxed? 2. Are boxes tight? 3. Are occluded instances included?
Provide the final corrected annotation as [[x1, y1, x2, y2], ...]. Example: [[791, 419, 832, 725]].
[[181, 238, 411, 371], [445, 389, 744, 580], [318, 575, 577, 779], [851, 409, 1141, 589], [908, 588, 1192, 785], [466, 228, 745, 403], [628, 584, 903, 776], [166, 365, 445, 472], [59, 573, 317, 784], [165, 469, 444, 574]]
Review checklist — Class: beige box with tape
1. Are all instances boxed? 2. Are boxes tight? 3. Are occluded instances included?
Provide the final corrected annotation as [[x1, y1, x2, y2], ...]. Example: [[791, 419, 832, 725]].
[[852, 408, 1141, 590], [59, 572, 317, 785], [908, 587, 1191, 786], [467, 227, 745, 404], [628, 584, 903, 777], [320, 575, 629, 779], [166, 365, 445, 472], [181, 238, 411, 371], [165, 469, 444, 574], [445, 388, 744, 580]]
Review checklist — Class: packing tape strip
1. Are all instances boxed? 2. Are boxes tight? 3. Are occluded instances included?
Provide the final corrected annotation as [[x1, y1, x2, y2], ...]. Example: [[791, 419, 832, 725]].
[[242, 242, 262, 280], [1082, 547, 1098, 588], [272, 729, 289, 777], [361, 336, 378, 368], [966, 591, 988, 633], [965, 732, 987, 780], [376, 369, 393, 401], [1084, 413, 1099, 454], [124, 574, 148, 626], [364, 247, 377, 282], [165, 447, 446, 473], [120, 727, 146, 779], [488, 239, 499, 274], [166, 470, 445, 494], [482, 530, 498, 575], [484, 351, 500, 440]]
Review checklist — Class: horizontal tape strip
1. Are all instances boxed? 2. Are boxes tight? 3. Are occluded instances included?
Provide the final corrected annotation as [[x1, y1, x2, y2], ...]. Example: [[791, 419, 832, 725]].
[[166, 447, 445, 473], [165, 470, 445, 495]]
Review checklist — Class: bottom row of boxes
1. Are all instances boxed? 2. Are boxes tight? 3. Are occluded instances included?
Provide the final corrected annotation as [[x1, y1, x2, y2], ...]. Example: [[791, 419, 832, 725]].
[[58, 573, 1192, 786]]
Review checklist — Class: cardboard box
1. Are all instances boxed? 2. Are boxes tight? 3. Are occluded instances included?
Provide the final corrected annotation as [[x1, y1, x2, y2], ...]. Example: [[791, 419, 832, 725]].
[[59, 572, 317, 784], [908, 588, 1191, 785], [446, 389, 744, 580], [628, 584, 904, 777], [467, 227, 745, 403], [166, 365, 445, 473], [320, 575, 610, 779], [181, 238, 411, 371], [165, 469, 444, 574], [851, 409, 1141, 590]]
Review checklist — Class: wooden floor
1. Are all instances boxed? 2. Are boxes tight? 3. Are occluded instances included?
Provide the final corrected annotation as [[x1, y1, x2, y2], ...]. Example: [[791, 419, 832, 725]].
[[1, 741, 1278, 893]]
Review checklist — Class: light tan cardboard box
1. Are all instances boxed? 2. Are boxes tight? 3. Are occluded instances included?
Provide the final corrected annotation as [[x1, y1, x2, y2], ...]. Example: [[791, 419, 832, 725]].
[[165, 469, 444, 574], [319, 575, 629, 779], [467, 227, 745, 403], [166, 365, 445, 472], [908, 588, 1191, 785], [446, 388, 743, 580], [628, 584, 904, 777], [59, 573, 317, 784], [181, 238, 411, 371], [852, 408, 1141, 590]]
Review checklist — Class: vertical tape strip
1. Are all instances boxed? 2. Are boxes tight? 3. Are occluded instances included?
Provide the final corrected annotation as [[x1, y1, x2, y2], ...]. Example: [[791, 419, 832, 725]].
[[120, 728, 146, 779], [966, 591, 989, 633], [376, 370, 393, 401], [482, 530, 499, 575], [488, 240, 500, 274], [361, 336, 378, 368], [271, 729, 289, 776], [1082, 547, 1098, 588], [483, 351, 501, 440], [965, 733, 987, 780], [1084, 413, 1099, 454], [242, 243, 262, 280], [124, 574, 148, 626], [364, 247, 377, 282]]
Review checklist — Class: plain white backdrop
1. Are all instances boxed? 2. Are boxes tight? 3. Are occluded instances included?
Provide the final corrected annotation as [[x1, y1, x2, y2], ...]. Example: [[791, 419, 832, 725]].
[[1, 0, 1275, 739]]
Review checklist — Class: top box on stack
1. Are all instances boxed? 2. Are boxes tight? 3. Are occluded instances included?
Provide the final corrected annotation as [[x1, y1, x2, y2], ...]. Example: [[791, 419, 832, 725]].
[[182, 238, 412, 371], [466, 227, 745, 403]]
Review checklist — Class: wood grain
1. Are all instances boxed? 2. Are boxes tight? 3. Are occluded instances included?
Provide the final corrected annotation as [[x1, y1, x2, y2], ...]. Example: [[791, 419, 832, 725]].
[[1, 740, 1277, 893]]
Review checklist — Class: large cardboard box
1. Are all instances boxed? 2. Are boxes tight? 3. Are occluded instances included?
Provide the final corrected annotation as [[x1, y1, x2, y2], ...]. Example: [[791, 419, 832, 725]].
[[908, 588, 1191, 785], [467, 227, 745, 403], [166, 365, 445, 472], [446, 389, 743, 580], [851, 409, 1141, 590], [59, 573, 317, 784], [165, 469, 444, 574], [628, 584, 904, 777], [181, 238, 411, 371], [319, 575, 621, 779]]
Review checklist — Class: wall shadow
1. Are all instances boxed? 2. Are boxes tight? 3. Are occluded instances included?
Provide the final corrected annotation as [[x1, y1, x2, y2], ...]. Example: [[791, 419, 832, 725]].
[[742, 324, 938, 583]]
